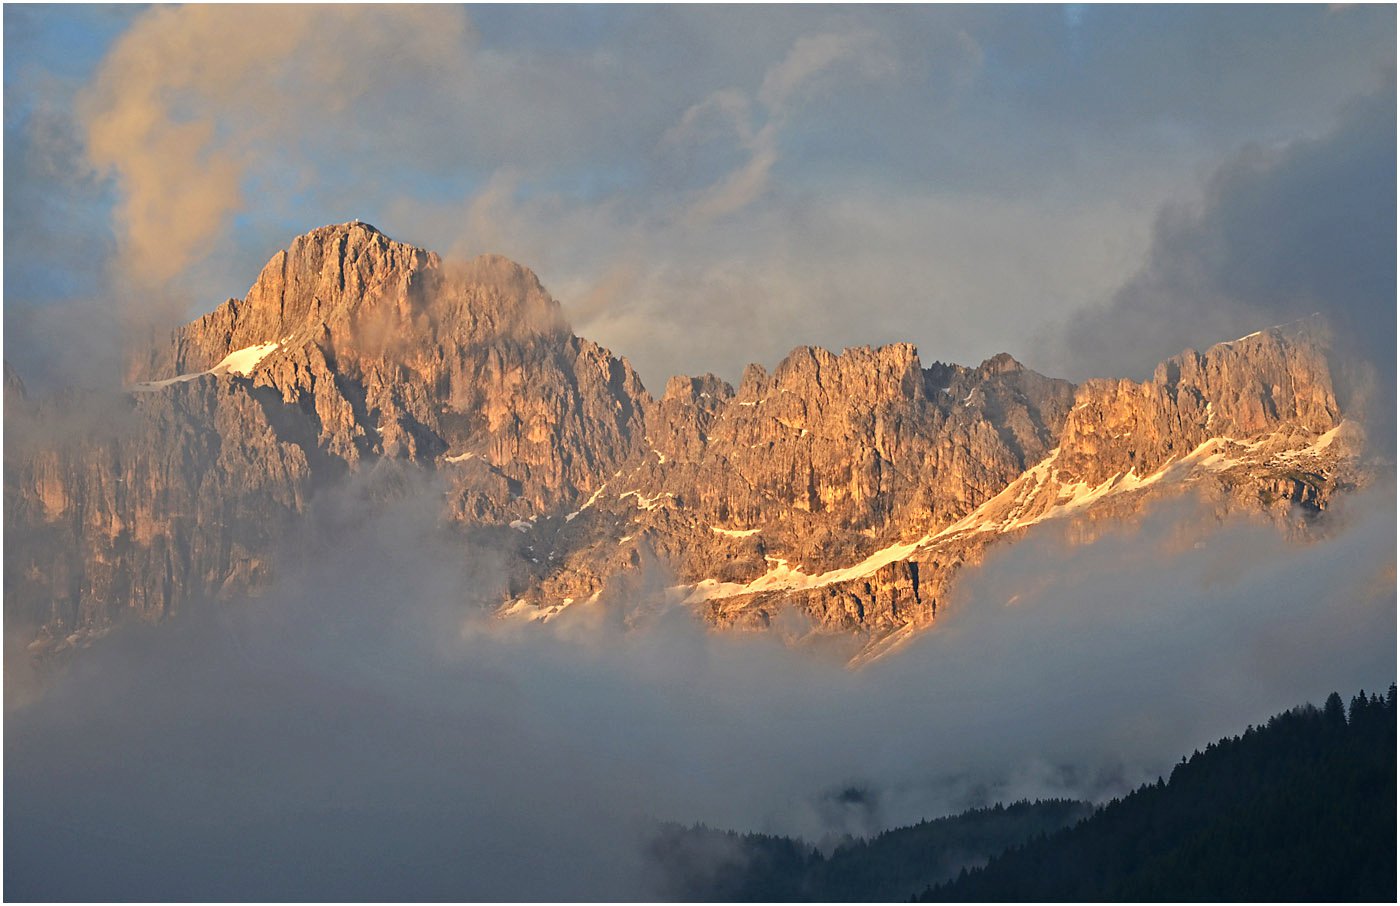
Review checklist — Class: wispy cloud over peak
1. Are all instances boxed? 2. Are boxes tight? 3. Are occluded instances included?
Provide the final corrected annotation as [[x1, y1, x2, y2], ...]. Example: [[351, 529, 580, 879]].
[[671, 28, 897, 225], [76, 5, 477, 291], [757, 28, 896, 112]]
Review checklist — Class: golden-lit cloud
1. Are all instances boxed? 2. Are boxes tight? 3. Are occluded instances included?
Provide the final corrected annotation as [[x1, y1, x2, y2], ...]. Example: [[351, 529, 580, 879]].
[[77, 5, 476, 289]]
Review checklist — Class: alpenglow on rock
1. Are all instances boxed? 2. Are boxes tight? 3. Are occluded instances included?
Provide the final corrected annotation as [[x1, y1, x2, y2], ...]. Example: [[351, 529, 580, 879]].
[[4, 223, 1369, 663]]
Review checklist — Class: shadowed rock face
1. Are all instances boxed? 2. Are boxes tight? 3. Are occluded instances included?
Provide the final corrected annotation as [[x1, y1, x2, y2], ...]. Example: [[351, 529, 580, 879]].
[[4, 223, 1369, 661]]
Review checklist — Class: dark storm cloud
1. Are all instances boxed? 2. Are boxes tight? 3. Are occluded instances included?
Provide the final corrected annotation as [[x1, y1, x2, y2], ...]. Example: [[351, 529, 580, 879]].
[[1054, 79, 1396, 438]]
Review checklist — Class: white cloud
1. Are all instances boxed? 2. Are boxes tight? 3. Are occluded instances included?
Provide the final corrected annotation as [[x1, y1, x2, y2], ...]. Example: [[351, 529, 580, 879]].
[[757, 29, 895, 111]]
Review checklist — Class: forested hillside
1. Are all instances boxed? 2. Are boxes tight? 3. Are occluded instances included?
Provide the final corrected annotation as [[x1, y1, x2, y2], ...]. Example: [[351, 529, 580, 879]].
[[925, 686, 1397, 902], [650, 799, 1091, 901], [651, 686, 1396, 902]]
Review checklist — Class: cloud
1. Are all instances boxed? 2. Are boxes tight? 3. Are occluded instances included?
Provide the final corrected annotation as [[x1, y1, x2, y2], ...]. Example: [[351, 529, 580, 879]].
[[9, 5, 1393, 405], [75, 5, 478, 290], [6, 474, 1394, 899], [391, 175, 1149, 391], [2, 94, 125, 390], [685, 125, 782, 223], [757, 29, 896, 111], [663, 88, 755, 149], [1053, 79, 1396, 441], [671, 28, 896, 224]]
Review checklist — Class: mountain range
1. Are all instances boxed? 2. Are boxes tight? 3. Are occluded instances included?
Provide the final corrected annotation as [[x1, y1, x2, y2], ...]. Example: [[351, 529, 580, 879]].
[[3, 222, 1370, 663]]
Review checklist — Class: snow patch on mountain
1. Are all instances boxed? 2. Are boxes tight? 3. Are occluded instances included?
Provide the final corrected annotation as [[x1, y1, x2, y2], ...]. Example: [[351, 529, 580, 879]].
[[710, 526, 761, 537], [128, 339, 283, 392]]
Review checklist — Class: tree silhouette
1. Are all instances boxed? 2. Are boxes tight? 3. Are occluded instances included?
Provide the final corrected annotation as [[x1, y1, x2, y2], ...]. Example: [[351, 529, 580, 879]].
[[1324, 690, 1347, 727], [924, 685, 1396, 902]]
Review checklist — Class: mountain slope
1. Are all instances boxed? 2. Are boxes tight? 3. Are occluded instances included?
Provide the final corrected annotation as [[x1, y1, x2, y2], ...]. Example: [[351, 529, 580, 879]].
[[2, 223, 1369, 658], [499, 316, 1362, 660], [7, 223, 651, 649]]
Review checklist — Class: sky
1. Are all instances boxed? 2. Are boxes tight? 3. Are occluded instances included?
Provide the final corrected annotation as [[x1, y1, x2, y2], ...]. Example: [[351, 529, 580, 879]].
[[3, 4, 1395, 393]]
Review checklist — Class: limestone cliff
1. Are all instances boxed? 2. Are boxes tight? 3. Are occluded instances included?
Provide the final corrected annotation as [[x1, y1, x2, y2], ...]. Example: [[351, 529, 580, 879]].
[[9, 223, 649, 652], [3, 223, 1369, 662], [5, 379, 312, 645], [508, 319, 1360, 659], [130, 222, 648, 509]]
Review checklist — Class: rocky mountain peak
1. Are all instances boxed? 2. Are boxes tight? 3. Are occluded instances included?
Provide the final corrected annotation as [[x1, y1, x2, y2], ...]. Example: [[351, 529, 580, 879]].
[[128, 224, 570, 385], [247, 219, 431, 303], [977, 352, 1024, 377], [661, 373, 734, 405], [756, 343, 927, 406], [236, 220, 435, 344], [1053, 317, 1340, 488], [118, 223, 648, 516]]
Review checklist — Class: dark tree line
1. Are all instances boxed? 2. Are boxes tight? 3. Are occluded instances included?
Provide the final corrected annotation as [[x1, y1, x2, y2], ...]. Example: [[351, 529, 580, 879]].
[[649, 799, 1092, 901], [923, 684, 1397, 902]]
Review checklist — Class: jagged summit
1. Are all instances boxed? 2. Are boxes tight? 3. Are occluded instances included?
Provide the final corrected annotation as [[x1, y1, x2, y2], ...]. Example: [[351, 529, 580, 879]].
[[127, 224, 569, 386], [1215, 313, 1331, 348], [297, 219, 388, 240], [287, 222, 547, 287], [320, 218, 383, 235], [977, 352, 1024, 376]]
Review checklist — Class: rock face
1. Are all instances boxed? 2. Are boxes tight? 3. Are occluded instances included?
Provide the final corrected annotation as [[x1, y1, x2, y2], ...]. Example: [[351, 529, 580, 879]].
[[6, 379, 313, 643], [3, 223, 1368, 662], [130, 223, 648, 512], [519, 343, 1076, 637]]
